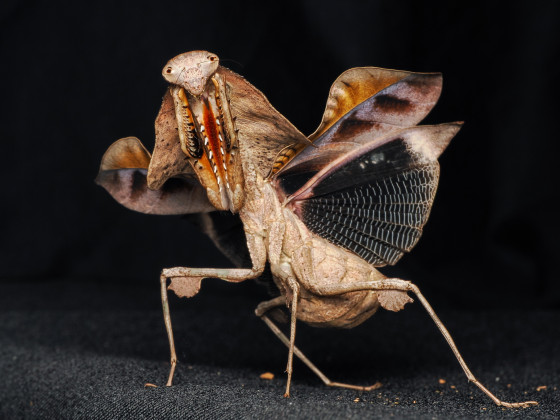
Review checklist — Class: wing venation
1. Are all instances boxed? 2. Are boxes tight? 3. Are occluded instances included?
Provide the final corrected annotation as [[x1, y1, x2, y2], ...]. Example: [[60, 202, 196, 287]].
[[297, 163, 439, 265], [271, 64, 462, 267]]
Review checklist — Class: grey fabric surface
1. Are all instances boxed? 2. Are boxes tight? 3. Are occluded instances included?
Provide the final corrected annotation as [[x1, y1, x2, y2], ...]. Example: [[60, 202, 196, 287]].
[[1, 280, 558, 419]]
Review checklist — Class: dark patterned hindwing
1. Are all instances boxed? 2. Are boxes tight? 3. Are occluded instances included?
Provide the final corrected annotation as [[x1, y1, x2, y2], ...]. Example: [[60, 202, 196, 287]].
[[299, 161, 439, 266], [278, 123, 461, 266]]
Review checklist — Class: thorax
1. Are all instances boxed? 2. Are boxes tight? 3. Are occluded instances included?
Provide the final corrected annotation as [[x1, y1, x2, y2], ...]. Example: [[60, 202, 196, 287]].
[[239, 172, 381, 328]]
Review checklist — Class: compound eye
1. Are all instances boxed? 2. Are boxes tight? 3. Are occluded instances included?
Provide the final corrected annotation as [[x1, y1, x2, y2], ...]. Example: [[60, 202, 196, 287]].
[[165, 66, 173, 74], [208, 56, 217, 62]]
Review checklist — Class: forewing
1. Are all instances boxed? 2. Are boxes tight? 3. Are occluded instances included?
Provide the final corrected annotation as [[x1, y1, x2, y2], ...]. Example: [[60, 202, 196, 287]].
[[99, 136, 152, 171], [97, 137, 214, 215], [310, 67, 415, 141], [278, 124, 461, 266], [277, 71, 442, 189]]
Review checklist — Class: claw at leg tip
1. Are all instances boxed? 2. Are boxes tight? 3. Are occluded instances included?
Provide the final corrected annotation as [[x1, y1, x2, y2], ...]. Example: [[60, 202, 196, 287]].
[[366, 382, 382, 391], [499, 400, 538, 409]]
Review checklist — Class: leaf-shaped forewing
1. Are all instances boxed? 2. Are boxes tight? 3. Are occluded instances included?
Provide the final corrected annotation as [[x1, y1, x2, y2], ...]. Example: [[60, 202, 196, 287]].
[[97, 168, 214, 214], [99, 136, 152, 171], [278, 124, 461, 266], [277, 71, 443, 191], [310, 67, 415, 141], [97, 137, 215, 215]]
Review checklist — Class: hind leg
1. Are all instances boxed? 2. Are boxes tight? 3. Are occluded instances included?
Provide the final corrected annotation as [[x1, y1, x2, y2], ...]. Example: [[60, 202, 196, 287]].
[[296, 277, 537, 409], [255, 298, 382, 394]]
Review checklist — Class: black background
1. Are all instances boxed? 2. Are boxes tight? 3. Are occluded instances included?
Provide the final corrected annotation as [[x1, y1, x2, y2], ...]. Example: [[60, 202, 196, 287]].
[[1, 1, 560, 418], [2, 0, 559, 310]]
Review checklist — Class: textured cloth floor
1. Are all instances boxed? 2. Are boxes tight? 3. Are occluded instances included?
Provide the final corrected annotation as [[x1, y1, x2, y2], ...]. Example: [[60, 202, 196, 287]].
[[0, 280, 558, 419]]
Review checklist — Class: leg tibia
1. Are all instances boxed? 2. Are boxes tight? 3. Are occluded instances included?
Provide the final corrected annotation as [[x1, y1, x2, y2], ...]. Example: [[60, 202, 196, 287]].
[[295, 278, 537, 408], [256, 299, 381, 393], [157, 227, 268, 387]]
